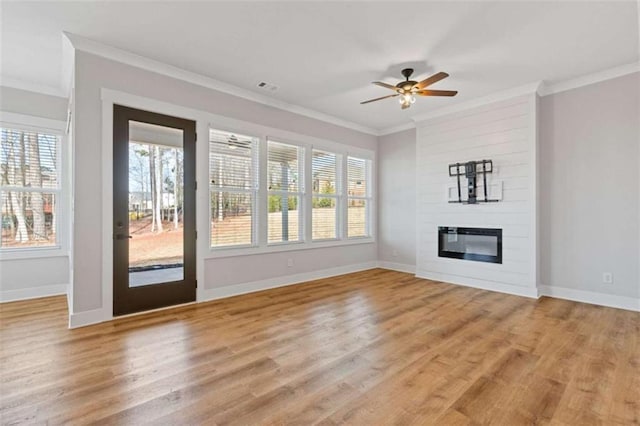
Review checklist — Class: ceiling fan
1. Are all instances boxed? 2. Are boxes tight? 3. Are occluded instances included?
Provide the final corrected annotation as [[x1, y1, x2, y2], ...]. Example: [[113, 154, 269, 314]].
[[361, 68, 458, 110]]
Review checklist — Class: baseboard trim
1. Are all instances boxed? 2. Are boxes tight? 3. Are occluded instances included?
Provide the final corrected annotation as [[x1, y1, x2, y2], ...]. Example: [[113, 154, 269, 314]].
[[68, 261, 378, 328], [538, 285, 640, 312], [59, 265, 640, 328], [68, 307, 110, 329], [416, 270, 539, 299], [0, 284, 68, 303], [200, 261, 377, 302], [376, 261, 416, 274]]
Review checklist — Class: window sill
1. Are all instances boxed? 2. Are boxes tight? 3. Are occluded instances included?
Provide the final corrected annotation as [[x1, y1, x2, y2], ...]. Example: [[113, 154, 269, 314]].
[[205, 237, 375, 259], [0, 246, 68, 261], [347, 235, 373, 241], [267, 240, 305, 248]]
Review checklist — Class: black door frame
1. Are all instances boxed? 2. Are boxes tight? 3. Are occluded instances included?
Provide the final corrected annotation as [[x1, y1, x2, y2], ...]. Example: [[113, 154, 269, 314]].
[[113, 104, 196, 316]]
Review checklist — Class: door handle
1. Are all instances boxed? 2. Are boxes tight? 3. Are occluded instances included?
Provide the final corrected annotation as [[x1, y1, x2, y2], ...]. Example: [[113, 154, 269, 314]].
[[115, 234, 132, 240]]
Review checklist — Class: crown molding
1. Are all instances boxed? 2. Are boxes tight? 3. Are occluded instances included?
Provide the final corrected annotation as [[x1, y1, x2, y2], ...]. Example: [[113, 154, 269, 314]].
[[0, 76, 67, 98], [7, 32, 638, 138], [0, 111, 66, 132], [377, 122, 416, 136], [409, 81, 543, 124], [62, 32, 378, 136], [539, 61, 640, 96]]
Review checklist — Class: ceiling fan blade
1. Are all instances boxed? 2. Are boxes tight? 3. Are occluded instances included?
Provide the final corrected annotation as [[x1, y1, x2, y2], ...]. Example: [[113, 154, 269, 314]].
[[372, 81, 400, 91], [416, 89, 458, 97], [360, 93, 399, 104], [414, 72, 449, 90]]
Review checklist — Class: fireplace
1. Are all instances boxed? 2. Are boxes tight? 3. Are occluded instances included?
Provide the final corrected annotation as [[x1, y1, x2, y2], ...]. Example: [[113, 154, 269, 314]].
[[438, 227, 502, 264]]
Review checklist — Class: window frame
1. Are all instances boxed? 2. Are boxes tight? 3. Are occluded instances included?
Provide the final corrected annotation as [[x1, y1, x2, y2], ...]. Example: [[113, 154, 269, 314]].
[[206, 119, 375, 259], [266, 139, 305, 246], [346, 156, 373, 239], [0, 112, 68, 259], [208, 127, 260, 250], [311, 148, 342, 242]]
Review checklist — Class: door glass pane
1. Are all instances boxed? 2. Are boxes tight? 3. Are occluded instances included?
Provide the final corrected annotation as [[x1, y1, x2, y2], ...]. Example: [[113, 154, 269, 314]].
[[312, 196, 337, 240], [210, 191, 253, 247], [347, 198, 367, 238], [268, 194, 301, 243], [1, 191, 57, 248], [128, 121, 184, 287]]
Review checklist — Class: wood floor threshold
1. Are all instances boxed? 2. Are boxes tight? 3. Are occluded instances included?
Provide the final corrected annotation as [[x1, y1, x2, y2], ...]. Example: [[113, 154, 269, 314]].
[[1, 268, 638, 425]]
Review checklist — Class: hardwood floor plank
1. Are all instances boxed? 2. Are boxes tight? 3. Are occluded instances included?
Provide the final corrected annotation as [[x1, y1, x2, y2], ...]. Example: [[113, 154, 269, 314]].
[[1, 269, 638, 425]]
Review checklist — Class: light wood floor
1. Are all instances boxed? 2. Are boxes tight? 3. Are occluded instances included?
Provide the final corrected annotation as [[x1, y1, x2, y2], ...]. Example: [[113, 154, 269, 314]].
[[1, 269, 638, 425]]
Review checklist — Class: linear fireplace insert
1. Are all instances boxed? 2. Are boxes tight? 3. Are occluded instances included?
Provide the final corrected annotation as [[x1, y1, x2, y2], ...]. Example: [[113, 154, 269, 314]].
[[438, 227, 502, 264]]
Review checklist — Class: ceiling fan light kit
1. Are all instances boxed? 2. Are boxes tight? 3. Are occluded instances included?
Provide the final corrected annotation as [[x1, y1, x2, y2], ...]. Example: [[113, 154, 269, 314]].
[[399, 94, 416, 106], [361, 68, 458, 109]]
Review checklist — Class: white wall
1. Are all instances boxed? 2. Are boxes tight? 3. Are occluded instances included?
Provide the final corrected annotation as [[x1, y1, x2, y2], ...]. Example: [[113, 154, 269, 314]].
[[0, 256, 69, 298], [539, 72, 639, 301], [4, 53, 636, 315], [0, 86, 70, 302], [415, 94, 538, 297], [377, 128, 416, 271], [71, 51, 377, 317], [378, 74, 639, 310], [205, 244, 376, 289]]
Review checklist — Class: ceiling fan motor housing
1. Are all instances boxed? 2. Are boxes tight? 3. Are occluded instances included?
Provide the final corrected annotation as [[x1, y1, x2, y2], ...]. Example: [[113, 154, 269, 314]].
[[401, 68, 414, 79], [398, 68, 418, 91]]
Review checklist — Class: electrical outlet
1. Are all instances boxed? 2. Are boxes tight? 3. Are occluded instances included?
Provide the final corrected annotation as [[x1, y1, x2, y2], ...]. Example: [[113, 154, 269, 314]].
[[392, 249, 398, 257], [602, 272, 613, 284], [287, 258, 294, 267]]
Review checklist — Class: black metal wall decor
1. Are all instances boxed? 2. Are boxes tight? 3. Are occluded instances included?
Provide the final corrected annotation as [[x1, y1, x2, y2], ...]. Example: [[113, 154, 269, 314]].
[[448, 159, 500, 204]]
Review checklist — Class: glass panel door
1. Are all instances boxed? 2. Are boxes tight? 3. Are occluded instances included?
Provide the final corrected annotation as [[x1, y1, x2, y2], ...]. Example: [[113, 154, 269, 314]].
[[113, 105, 196, 316]]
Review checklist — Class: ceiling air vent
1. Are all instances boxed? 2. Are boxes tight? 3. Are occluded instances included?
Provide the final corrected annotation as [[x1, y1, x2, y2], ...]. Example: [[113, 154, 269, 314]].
[[257, 81, 279, 92]]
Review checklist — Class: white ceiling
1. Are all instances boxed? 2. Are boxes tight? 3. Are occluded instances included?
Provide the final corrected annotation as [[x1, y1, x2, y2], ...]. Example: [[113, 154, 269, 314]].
[[1, 1, 639, 132]]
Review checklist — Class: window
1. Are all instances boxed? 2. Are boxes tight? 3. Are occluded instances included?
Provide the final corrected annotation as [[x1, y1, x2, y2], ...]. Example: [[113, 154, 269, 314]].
[[267, 140, 304, 244], [1, 128, 60, 249], [207, 123, 375, 254], [347, 156, 371, 238], [312, 149, 340, 240], [209, 129, 258, 248]]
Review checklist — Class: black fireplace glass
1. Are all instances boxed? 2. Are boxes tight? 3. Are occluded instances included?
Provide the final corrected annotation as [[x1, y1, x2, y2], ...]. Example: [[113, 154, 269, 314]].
[[438, 227, 502, 264]]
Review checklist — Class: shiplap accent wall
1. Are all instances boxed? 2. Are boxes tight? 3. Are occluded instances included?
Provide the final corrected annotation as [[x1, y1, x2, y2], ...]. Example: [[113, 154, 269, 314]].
[[415, 94, 538, 298]]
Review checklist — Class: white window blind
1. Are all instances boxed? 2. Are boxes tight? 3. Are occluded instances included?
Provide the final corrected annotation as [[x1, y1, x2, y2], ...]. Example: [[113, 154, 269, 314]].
[[267, 140, 304, 244], [209, 129, 258, 248], [312, 149, 340, 240], [347, 156, 371, 238], [1, 128, 60, 248]]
